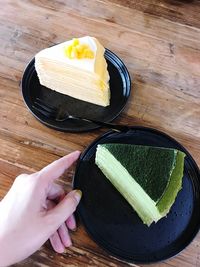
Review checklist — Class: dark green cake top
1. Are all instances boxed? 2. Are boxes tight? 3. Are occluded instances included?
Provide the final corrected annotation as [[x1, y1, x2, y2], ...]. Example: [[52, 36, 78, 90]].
[[101, 144, 177, 202]]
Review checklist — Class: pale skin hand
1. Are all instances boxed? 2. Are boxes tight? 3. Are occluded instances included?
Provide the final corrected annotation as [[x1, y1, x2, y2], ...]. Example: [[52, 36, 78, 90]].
[[0, 151, 82, 267]]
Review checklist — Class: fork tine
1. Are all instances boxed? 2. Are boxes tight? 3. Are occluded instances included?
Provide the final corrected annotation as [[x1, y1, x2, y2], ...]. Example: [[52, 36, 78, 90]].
[[34, 101, 55, 113], [34, 100, 57, 113], [32, 104, 55, 118], [35, 98, 57, 112]]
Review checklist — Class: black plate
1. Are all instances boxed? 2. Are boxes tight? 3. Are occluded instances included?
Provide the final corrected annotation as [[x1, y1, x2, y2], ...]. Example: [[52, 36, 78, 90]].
[[21, 49, 131, 132], [73, 127, 200, 264]]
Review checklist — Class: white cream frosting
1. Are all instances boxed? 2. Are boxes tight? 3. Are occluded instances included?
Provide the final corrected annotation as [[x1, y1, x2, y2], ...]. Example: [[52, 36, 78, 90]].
[[36, 36, 97, 73]]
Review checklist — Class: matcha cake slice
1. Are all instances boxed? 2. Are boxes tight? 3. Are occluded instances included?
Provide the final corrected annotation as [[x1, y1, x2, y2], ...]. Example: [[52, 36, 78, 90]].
[[95, 144, 185, 226]]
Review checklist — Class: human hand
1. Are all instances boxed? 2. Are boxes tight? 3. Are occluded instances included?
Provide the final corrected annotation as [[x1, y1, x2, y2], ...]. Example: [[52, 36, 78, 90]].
[[0, 151, 82, 267]]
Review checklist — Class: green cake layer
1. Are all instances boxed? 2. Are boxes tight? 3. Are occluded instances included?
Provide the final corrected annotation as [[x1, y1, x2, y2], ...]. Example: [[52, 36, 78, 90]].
[[95, 144, 185, 226]]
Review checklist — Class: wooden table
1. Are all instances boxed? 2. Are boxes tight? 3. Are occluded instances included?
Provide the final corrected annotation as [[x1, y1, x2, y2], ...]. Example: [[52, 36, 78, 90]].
[[0, 1, 200, 266]]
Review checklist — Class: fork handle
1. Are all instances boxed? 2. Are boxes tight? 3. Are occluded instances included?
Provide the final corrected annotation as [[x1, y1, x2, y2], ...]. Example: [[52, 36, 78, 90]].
[[69, 115, 131, 132]]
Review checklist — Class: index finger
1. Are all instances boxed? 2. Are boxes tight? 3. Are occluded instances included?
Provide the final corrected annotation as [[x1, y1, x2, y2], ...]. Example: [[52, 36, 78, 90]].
[[39, 151, 81, 182]]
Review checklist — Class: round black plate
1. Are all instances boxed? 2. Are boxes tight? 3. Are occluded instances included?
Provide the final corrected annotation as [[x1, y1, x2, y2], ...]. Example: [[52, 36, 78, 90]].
[[21, 49, 131, 132], [73, 127, 200, 264]]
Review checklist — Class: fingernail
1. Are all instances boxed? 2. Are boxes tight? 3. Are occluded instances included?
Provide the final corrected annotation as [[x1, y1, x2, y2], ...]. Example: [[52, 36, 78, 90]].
[[74, 150, 81, 156], [74, 190, 82, 203], [70, 226, 77, 232], [64, 239, 72, 248]]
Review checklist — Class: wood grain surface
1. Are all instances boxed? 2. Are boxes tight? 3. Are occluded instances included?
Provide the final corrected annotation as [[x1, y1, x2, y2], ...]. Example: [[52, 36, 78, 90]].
[[0, 1, 200, 266]]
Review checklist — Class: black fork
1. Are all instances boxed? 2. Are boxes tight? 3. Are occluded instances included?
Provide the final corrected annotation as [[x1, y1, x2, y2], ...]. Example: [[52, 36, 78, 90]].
[[32, 98, 131, 132]]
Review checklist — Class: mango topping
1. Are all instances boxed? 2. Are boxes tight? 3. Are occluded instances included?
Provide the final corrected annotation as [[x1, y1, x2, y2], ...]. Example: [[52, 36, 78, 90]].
[[64, 38, 94, 59]]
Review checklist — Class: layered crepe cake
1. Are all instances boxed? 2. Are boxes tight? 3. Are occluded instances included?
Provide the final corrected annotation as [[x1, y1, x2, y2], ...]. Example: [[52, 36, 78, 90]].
[[35, 36, 110, 106], [95, 144, 185, 226]]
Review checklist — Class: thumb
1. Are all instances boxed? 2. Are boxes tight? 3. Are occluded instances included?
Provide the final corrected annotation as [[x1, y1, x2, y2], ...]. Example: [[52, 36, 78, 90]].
[[46, 190, 82, 230]]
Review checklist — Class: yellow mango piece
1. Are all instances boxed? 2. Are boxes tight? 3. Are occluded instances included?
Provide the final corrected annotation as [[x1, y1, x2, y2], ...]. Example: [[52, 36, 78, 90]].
[[99, 80, 106, 90], [85, 49, 94, 59], [82, 48, 87, 58], [67, 45, 73, 57], [81, 44, 88, 50], [76, 44, 84, 54], [72, 38, 79, 46], [64, 44, 73, 58], [71, 46, 78, 58], [64, 38, 94, 59], [76, 52, 82, 59]]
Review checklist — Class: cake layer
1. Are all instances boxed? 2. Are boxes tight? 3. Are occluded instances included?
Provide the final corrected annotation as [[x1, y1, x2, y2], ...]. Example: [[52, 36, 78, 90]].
[[95, 144, 185, 226], [157, 150, 185, 215], [36, 59, 109, 91], [38, 74, 110, 106]]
